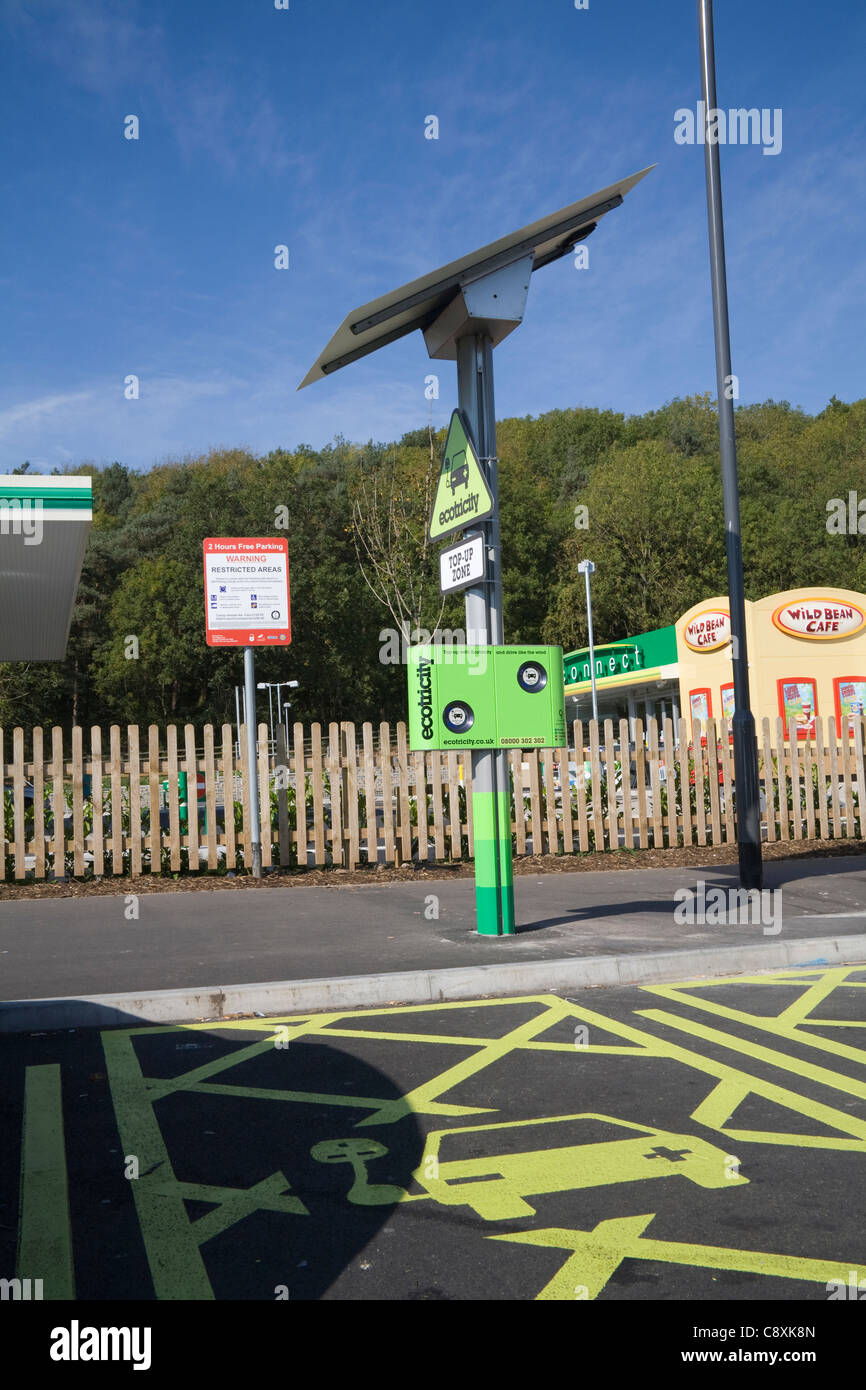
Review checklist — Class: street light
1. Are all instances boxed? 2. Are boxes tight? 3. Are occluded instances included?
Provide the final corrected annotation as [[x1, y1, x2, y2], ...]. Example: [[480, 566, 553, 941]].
[[257, 680, 300, 753], [577, 559, 599, 723], [257, 682, 275, 752], [698, 0, 763, 891]]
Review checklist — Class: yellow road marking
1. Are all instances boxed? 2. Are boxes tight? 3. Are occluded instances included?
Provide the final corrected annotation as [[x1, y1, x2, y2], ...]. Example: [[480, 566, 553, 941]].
[[101, 1030, 214, 1300], [492, 1213, 866, 1300], [17, 1064, 75, 1300]]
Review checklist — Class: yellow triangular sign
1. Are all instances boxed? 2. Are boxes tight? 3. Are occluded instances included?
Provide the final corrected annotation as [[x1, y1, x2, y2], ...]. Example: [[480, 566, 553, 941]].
[[429, 410, 494, 541]]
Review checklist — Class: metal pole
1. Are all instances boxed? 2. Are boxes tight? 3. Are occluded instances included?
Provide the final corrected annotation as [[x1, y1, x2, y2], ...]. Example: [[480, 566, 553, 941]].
[[235, 685, 242, 761], [244, 647, 262, 879], [457, 334, 514, 936], [582, 563, 599, 722], [698, 0, 763, 889]]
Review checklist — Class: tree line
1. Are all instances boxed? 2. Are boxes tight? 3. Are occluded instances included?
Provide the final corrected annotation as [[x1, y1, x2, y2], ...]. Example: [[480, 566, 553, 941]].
[[2, 392, 864, 732]]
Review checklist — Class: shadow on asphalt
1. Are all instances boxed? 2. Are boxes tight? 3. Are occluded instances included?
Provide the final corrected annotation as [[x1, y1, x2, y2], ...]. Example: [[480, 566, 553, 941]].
[[0, 1004, 425, 1301]]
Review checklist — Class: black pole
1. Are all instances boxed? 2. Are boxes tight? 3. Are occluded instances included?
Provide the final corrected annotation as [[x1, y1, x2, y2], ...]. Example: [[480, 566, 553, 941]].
[[698, 0, 763, 889]]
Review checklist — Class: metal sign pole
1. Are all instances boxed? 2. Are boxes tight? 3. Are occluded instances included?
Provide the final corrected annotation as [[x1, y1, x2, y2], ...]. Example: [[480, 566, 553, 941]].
[[579, 559, 599, 722], [244, 646, 263, 879], [457, 335, 515, 935], [698, 0, 763, 890]]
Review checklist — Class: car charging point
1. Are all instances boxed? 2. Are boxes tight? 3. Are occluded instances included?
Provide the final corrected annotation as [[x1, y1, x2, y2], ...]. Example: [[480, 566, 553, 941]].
[[300, 167, 654, 933]]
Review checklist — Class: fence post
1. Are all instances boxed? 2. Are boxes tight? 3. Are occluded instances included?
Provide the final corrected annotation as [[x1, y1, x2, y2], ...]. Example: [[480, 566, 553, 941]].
[[274, 723, 290, 869], [13, 727, 25, 880], [827, 717, 842, 838], [109, 725, 124, 875], [854, 717, 866, 840], [589, 719, 604, 851], [396, 722, 412, 864], [327, 722, 343, 868], [258, 722, 271, 869], [618, 717, 633, 850], [221, 723, 236, 871], [128, 726, 142, 876], [89, 726, 104, 877], [32, 727, 45, 880], [309, 724, 326, 865], [52, 726, 66, 880], [573, 722, 589, 853], [841, 716, 854, 838], [603, 718, 618, 851]]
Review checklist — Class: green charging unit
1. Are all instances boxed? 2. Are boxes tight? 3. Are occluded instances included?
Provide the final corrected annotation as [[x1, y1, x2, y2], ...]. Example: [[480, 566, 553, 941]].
[[407, 645, 566, 751], [408, 644, 565, 935]]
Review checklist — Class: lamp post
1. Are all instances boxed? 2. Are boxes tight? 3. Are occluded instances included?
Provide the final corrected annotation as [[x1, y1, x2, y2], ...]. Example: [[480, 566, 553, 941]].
[[578, 559, 599, 723], [256, 680, 300, 756], [698, 0, 763, 890], [257, 682, 275, 754]]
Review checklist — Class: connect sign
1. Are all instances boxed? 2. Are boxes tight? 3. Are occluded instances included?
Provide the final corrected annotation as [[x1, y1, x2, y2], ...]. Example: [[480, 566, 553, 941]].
[[565, 646, 645, 684]]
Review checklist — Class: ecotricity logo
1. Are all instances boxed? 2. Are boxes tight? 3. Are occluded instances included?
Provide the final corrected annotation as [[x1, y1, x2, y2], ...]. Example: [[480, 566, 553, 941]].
[[417, 659, 434, 741]]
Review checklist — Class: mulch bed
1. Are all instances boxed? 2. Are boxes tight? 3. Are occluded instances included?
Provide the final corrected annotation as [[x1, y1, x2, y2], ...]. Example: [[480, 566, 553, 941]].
[[1, 838, 863, 900]]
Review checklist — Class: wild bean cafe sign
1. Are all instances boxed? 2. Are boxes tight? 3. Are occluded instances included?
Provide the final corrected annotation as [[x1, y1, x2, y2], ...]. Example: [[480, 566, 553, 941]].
[[772, 598, 866, 639], [683, 608, 731, 652]]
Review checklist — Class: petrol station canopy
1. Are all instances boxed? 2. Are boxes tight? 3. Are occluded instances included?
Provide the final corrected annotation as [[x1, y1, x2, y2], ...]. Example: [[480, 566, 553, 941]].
[[299, 165, 654, 388], [0, 475, 92, 660]]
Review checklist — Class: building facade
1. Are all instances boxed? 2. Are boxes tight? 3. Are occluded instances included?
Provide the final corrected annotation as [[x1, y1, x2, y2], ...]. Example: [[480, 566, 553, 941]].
[[563, 587, 866, 742]]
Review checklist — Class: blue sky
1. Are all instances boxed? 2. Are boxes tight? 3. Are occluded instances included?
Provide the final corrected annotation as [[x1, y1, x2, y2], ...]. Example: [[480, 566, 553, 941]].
[[1, 0, 864, 473]]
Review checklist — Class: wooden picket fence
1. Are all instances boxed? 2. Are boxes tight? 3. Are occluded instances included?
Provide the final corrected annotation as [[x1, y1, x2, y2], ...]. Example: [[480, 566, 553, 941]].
[[1, 715, 864, 881]]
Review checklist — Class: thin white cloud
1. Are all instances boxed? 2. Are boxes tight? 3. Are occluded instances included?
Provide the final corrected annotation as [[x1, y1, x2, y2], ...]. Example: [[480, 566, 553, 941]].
[[0, 389, 97, 438]]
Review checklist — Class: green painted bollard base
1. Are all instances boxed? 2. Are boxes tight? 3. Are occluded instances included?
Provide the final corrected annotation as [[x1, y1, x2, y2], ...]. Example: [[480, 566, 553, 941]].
[[499, 881, 515, 934], [496, 772, 515, 936], [472, 787, 515, 936], [475, 882, 501, 934]]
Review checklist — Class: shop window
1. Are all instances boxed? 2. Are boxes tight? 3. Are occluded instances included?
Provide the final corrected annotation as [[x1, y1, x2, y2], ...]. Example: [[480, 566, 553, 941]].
[[689, 688, 712, 746], [777, 678, 817, 739], [834, 677, 866, 730], [720, 683, 735, 719]]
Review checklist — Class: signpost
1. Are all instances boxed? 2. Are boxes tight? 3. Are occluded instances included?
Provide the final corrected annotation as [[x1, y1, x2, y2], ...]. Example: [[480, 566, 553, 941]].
[[429, 410, 493, 543], [204, 538, 292, 878], [301, 166, 652, 932]]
